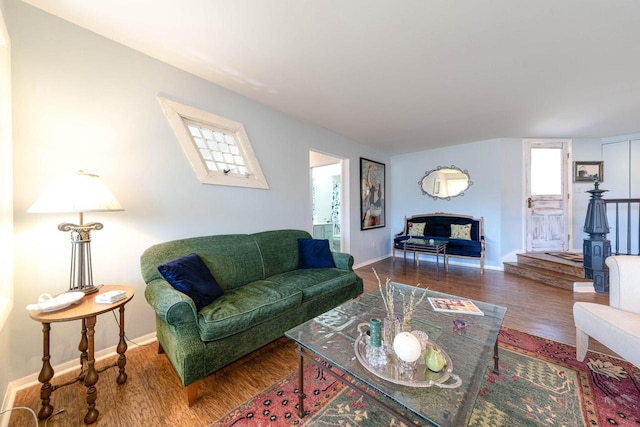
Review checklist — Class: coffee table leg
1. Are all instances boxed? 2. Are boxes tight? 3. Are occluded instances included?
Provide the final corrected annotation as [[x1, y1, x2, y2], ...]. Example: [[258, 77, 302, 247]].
[[297, 346, 306, 418], [37, 322, 55, 420], [493, 339, 500, 374]]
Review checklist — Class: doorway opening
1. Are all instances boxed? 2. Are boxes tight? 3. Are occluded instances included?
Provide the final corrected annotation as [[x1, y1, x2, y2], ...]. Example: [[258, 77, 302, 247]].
[[310, 151, 347, 253]]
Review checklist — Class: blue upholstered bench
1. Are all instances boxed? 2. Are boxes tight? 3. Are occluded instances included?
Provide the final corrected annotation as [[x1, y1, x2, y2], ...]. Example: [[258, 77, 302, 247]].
[[393, 213, 485, 274]]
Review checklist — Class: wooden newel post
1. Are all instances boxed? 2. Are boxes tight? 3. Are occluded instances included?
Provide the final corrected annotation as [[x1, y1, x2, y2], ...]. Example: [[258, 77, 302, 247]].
[[583, 179, 611, 293]]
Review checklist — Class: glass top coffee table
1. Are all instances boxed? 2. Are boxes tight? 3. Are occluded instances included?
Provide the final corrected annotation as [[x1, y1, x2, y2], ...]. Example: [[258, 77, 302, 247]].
[[402, 237, 448, 279], [285, 282, 507, 426]]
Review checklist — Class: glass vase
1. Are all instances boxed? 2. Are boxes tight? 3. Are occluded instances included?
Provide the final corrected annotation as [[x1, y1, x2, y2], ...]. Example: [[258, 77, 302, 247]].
[[383, 314, 402, 351]]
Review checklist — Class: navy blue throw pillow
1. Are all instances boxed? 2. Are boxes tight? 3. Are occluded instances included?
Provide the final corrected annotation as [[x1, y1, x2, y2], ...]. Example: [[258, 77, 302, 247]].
[[157, 253, 223, 311], [298, 238, 335, 269]]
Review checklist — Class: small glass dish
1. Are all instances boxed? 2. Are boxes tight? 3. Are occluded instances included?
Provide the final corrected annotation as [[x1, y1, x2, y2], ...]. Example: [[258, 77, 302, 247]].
[[453, 319, 468, 330]]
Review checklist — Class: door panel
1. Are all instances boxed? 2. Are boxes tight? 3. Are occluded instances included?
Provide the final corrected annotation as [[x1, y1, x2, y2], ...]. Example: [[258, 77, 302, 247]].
[[524, 140, 570, 252]]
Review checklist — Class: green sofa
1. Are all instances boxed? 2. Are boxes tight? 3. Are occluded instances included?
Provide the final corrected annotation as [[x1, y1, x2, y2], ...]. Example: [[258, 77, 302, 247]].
[[140, 229, 363, 405]]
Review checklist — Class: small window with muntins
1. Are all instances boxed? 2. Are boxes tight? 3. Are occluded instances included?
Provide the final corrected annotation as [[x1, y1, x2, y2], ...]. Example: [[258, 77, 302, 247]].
[[158, 96, 269, 189]]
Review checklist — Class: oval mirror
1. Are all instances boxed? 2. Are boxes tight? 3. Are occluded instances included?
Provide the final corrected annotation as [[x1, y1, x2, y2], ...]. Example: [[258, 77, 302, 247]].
[[418, 165, 472, 200]]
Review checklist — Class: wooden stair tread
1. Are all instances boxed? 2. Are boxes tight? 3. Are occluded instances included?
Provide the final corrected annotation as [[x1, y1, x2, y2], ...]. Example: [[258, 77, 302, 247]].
[[515, 252, 585, 277], [503, 262, 585, 281], [517, 252, 582, 266], [504, 253, 592, 292]]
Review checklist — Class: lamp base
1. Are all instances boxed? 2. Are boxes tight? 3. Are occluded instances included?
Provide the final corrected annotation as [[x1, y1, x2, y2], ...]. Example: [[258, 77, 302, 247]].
[[74, 284, 103, 295]]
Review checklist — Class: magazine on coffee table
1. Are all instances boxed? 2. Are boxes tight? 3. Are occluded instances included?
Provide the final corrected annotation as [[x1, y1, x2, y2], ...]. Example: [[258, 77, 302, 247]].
[[428, 297, 484, 316]]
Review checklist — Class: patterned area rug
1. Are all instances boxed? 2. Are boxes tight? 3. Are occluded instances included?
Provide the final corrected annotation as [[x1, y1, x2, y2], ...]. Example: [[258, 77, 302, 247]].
[[546, 252, 584, 263], [211, 328, 640, 426]]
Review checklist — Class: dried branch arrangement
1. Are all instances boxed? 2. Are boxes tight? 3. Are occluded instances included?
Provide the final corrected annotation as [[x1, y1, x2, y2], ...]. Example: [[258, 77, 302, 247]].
[[373, 268, 427, 332]]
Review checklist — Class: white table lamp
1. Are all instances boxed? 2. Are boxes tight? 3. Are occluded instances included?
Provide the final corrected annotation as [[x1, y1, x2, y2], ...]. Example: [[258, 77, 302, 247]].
[[28, 170, 124, 294]]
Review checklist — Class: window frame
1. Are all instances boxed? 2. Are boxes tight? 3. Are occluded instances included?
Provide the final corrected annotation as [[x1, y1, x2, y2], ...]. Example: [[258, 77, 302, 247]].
[[157, 96, 269, 189]]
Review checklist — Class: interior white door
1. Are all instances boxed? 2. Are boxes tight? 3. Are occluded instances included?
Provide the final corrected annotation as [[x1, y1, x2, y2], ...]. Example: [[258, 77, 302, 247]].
[[524, 140, 571, 252]]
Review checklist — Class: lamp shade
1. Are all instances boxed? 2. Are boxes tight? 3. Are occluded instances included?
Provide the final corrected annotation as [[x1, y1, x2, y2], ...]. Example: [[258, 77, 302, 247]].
[[28, 170, 124, 214]]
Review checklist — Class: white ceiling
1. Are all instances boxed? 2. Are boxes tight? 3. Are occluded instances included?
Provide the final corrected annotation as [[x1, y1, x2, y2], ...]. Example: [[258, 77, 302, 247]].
[[22, 0, 640, 154]]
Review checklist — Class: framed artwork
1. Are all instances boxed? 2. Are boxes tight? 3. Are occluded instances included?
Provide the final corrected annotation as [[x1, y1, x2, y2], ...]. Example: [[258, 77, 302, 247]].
[[573, 161, 604, 182], [360, 158, 385, 230]]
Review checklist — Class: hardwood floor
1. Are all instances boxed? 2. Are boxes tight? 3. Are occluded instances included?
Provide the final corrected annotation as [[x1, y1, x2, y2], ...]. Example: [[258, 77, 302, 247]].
[[9, 257, 612, 426]]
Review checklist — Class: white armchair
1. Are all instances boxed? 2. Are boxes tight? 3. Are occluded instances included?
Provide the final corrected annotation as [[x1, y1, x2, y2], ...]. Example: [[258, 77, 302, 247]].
[[573, 255, 640, 367]]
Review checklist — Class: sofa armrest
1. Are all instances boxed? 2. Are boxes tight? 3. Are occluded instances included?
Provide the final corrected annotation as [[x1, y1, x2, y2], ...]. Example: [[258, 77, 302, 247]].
[[144, 279, 198, 326], [605, 255, 640, 313], [332, 251, 355, 270]]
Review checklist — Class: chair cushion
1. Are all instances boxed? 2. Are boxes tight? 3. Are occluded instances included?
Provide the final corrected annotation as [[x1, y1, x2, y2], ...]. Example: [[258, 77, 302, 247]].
[[298, 238, 335, 269], [197, 281, 302, 341], [157, 253, 223, 312]]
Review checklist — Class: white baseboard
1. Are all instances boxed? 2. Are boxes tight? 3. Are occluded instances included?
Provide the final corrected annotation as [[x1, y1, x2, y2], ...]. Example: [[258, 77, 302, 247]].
[[0, 332, 157, 427], [353, 253, 391, 270], [355, 254, 502, 272]]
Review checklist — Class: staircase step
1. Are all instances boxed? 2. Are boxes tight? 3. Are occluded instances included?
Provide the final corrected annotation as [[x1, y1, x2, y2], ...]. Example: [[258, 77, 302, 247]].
[[503, 261, 591, 292], [516, 252, 585, 277]]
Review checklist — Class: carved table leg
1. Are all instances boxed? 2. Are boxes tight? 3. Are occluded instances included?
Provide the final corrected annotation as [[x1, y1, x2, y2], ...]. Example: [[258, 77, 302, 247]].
[[116, 305, 128, 384], [83, 315, 99, 424], [37, 322, 54, 420], [78, 318, 88, 380]]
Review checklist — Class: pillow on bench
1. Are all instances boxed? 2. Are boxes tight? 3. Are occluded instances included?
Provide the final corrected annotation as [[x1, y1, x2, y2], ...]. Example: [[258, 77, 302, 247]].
[[450, 223, 472, 240], [407, 222, 426, 236]]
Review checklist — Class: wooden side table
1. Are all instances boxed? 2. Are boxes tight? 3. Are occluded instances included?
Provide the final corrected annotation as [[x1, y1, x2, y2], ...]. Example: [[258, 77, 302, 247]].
[[28, 285, 134, 424]]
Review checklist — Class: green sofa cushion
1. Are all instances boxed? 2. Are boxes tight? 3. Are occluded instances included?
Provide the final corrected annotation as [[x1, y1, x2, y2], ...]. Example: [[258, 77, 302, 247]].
[[251, 229, 311, 277], [140, 234, 265, 291], [197, 280, 302, 341], [267, 269, 358, 301], [196, 235, 265, 290]]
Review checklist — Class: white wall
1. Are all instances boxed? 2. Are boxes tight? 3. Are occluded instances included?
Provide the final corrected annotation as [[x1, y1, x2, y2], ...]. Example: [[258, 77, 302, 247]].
[[571, 138, 609, 249], [6, 0, 389, 382], [0, 0, 13, 411]]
